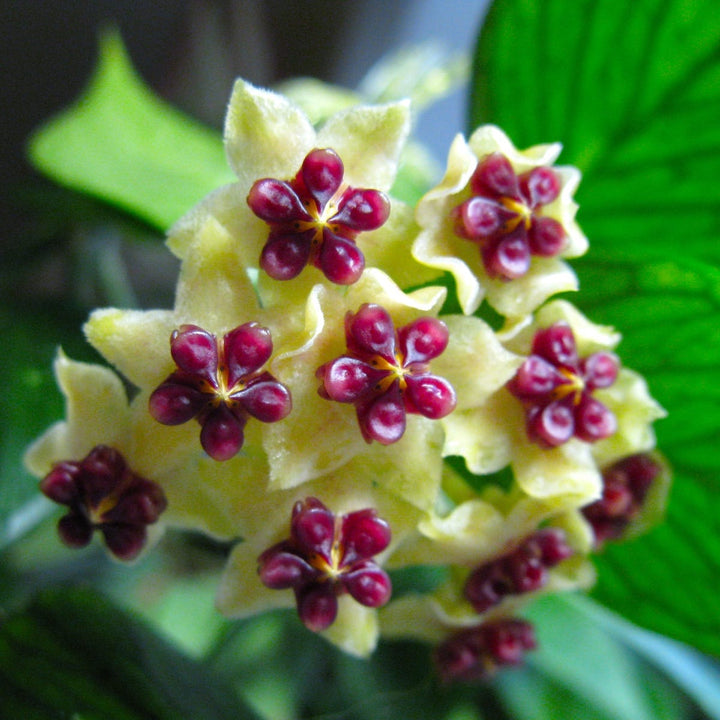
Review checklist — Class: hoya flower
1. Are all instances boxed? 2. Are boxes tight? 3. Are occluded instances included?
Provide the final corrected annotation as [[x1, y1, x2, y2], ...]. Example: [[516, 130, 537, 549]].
[[23, 352, 189, 560], [260, 267, 450, 503], [583, 452, 670, 547], [434, 619, 537, 683], [317, 302, 456, 444], [439, 300, 664, 505], [148, 323, 291, 461], [39, 444, 166, 560], [84, 216, 298, 467], [508, 321, 620, 447], [216, 452, 425, 657], [380, 499, 594, 681], [257, 497, 392, 632], [463, 528, 573, 613], [247, 147, 390, 284], [413, 125, 587, 316], [167, 79, 436, 308]]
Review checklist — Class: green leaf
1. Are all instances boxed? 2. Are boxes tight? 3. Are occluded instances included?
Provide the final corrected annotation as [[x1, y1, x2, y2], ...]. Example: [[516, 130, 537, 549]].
[[0, 587, 261, 720], [28, 30, 234, 232], [565, 593, 720, 720], [471, 0, 720, 264], [0, 305, 95, 549], [471, 0, 720, 657], [574, 257, 720, 657], [496, 594, 692, 720]]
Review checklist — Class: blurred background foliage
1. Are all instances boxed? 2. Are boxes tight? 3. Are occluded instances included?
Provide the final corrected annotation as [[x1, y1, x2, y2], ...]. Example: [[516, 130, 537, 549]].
[[1, 1, 719, 718]]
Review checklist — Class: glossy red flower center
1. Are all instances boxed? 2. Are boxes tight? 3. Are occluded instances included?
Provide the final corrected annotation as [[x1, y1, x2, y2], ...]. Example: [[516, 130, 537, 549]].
[[39, 445, 167, 560], [149, 323, 292, 461], [316, 303, 457, 444], [508, 322, 619, 447], [452, 152, 567, 280], [247, 148, 390, 284], [258, 497, 392, 632]]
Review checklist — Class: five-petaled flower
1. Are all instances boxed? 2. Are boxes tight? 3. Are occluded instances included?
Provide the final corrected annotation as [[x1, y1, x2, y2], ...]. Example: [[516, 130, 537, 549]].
[[317, 303, 457, 444], [40, 445, 167, 560], [464, 528, 573, 613], [248, 148, 391, 284], [508, 321, 619, 447], [149, 323, 292, 461], [583, 453, 663, 547], [434, 620, 537, 683], [453, 152, 566, 279], [258, 497, 392, 631]]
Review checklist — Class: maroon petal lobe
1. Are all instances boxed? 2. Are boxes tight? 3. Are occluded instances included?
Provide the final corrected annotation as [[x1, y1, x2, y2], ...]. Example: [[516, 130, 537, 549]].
[[484, 232, 530, 279], [223, 323, 274, 383], [519, 166, 561, 207], [238, 377, 292, 422], [81, 446, 126, 507], [529, 528, 573, 566], [581, 351, 619, 390], [200, 406, 246, 461], [532, 323, 578, 368], [317, 232, 365, 285], [296, 584, 338, 632], [102, 523, 148, 561], [455, 196, 504, 238], [291, 503, 335, 558], [528, 216, 566, 256], [342, 562, 392, 607], [171, 325, 218, 377], [357, 389, 406, 445], [40, 463, 80, 505], [404, 375, 457, 419], [58, 513, 93, 549], [341, 509, 392, 560], [149, 382, 206, 425], [108, 485, 167, 525], [506, 554, 547, 594], [345, 303, 396, 359], [527, 401, 575, 446], [398, 317, 449, 365], [301, 148, 344, 207], [464, 563, 513, 613], [484, 621, 537, 665], [509, 356, 565, 399], [260, 231, 313, 280], [574, 395, 617, 442], [471, 152, 519, 198], [247, 178, 311, 223], [319, 356, 382, 403], [331, 188, 390, 231], [259, 550, 316, 589]]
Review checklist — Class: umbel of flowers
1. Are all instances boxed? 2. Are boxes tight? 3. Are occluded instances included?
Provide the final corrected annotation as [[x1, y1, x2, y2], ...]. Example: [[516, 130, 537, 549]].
[[25, 79, 668, 678]]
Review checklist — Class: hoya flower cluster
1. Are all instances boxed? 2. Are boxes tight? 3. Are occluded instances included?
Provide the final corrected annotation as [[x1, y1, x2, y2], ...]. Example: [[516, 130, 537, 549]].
[[25, 78, 668, 680]]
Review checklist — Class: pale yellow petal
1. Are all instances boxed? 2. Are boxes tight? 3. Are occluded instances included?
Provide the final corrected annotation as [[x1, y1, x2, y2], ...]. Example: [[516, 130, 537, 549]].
[[224, 79, 315, 190], [322, 598, 379, 657], [24, 351, 130, 476], [84, 308, 176, 389], [316, 100, 411, 190], [593, 369, 667, 467], [431, 315, 523, 412]]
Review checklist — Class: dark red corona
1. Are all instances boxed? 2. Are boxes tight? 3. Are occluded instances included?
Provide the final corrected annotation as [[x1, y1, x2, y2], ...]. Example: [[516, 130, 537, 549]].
[[149, 323, 291, 461], [453, 152, 567, 279], [258, 497, 392, 631], [248, 148, 390, 284], [39, 445, 167, 560], [508, 322, 619, 447], [317, 304, 456, 444]]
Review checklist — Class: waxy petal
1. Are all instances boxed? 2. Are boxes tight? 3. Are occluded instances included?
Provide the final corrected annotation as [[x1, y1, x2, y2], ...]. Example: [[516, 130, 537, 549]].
[[317, 100, 411, 191], [224, 79, 315, 190]]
